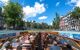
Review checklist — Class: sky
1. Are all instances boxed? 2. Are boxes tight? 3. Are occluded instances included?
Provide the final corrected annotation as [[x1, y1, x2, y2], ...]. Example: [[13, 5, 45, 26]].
[[0, 0, 80, 25]]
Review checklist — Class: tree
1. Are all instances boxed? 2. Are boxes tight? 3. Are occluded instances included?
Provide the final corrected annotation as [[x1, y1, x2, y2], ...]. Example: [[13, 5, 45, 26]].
[[52, 13, 60, 29], [3, 2, 23, 29], [25, 21, 32, 29], [31, 20, 36, 29], [70, 7, 80, 19], [0, 7, 4, 29], [0, 7, 2, 16], [41, 22, 49, 29]]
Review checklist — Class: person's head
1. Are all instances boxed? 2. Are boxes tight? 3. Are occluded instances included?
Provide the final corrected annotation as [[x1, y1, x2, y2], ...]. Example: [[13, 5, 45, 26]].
[[64, 42, 68, 45], [53, 36, 56, 39], [56, 37, 60, 41], [16, 39, 19, 42], [2, 40, 6, 43], [53, 41, 57, 46]]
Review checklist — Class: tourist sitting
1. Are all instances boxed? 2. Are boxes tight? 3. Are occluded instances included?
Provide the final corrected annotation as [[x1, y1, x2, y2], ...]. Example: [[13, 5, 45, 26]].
[[64, 42, 73, 50], [29, 34, 35, 43], [12, 39, 19, 49], [43, 38, 48, 50], [20, 33, 32, 50], [19, 35, 24, 44], [57, 37, 67, 45], [48, 34, 54, 44], [1, 41, 10, 50], [50, 41, 61, 50]]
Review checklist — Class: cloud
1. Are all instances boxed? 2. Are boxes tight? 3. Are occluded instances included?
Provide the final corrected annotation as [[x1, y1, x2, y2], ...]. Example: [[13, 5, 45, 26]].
[[67, 0, 80, 7], [50, 22, 53, 25], [75, 0, 80, 7], [0, 0, 9, 5], [60, 16, 63, 17], [23, 2, 46, 21], [23, 6, 36, 18], [56, 2, 60, 6], [38, 16, 47, 20]]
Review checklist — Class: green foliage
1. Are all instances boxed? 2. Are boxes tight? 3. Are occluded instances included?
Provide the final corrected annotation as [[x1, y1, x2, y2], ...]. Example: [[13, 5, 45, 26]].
[[25, 21, 52, 29], [3, 2, 23, 29], [0, 7, 2, 15], [70, 7, 80, 19], [52, 13, 60, 29], [0, 7, 2, 16]]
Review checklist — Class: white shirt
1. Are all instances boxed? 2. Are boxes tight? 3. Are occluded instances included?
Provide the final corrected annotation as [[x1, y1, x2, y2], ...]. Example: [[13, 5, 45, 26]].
[[24, 40, 30, 44]]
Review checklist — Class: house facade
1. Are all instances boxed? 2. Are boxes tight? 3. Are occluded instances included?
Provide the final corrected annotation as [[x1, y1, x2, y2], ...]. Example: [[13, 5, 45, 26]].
[[60, 15, 80, 31]]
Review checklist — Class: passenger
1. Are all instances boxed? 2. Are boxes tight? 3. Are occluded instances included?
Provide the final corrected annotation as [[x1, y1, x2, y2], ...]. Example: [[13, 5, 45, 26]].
[[21, 33, 32, 50], [1, 41, 10, 50], [44, 38, 48, 50], [19, 33, 29, 44], [49, 38, 53, 44], [35, 32, 44, 50], [48, 34, 54, 44], [57, 37, 67, 45], [64, 42, 73, 50], [12, 39, 19, 49], [30, 34, 35, 43], [17, 45, 22, 50], [17, 38, 22, 50], [19, 35, 24, 44], [24, 33, 29, 40], [50, 41, 61, 50], [6, 42, 12, 50], [53, 36, 57, 41], [0, 42, 2, 47]]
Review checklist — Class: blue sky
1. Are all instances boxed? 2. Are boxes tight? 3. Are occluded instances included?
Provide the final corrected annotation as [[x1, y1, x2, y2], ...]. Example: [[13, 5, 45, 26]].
[[0, 0, 80, 25]]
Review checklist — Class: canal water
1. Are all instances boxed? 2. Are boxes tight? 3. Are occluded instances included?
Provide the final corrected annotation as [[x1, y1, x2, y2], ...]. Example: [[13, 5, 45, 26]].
[[0, 30, 26, 34], [0, 30, 26, 39], [57, 31, 80, 40], [0, 30, 80, 40]]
